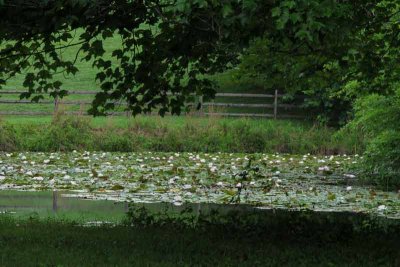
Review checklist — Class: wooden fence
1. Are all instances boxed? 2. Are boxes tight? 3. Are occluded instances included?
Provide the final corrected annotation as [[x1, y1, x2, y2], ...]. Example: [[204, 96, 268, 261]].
[[0, 89, 304, 119]]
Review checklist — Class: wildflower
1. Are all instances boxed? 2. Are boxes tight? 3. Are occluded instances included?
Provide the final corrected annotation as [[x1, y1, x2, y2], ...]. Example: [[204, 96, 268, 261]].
[[346, 186, 352, 191]]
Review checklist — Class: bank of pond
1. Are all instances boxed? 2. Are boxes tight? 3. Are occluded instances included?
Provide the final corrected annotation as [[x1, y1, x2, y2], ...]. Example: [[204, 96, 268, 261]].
[[0, 190, 398, 266]]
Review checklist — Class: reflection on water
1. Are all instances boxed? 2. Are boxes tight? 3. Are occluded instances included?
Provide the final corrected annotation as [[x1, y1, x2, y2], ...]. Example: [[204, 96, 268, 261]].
[[0, 190, 128, 222], [0, 190, 399, 230]]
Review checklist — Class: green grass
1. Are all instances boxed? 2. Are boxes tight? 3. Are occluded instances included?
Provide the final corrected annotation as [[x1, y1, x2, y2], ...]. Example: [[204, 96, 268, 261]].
[[0, 115, 364, 154], [0, 31, 293, 116], [0, 215, 397, 267]]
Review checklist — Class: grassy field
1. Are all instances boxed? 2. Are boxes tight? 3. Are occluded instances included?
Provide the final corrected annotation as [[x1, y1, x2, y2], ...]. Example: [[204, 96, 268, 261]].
[[0, 29, 299, 116]]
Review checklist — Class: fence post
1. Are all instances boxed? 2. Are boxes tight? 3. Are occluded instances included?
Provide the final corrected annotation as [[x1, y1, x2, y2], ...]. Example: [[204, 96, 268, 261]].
[[199, 95, 203, 115], [52, 191, 58, 213], [54, 95, 59, 115], [273, 89, 278, 119]]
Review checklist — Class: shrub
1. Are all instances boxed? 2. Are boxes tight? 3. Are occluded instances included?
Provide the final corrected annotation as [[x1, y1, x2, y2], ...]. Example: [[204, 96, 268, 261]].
[[344, 87, 400, 187], [35, 114, 93, 151]]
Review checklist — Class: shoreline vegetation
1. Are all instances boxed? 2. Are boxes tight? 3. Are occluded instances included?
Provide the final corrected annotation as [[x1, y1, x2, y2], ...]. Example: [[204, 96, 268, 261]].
[[0, 210, 398, 267], [0, 114, 364, 154]]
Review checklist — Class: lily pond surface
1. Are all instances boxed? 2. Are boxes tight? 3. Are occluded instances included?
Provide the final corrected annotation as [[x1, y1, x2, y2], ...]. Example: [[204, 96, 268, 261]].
[[0, 151, 399, 220]]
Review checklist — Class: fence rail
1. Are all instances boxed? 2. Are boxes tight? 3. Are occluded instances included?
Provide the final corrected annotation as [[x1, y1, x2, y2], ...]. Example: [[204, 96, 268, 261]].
[[0, 89, 304, 119]]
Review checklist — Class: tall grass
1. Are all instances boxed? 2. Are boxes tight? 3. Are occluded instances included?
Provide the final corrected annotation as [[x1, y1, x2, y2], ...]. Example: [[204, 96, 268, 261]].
[[0, 114, 364, 154]]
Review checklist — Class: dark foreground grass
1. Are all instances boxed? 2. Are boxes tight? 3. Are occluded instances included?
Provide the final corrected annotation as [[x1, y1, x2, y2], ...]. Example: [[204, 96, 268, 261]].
[[0, 216, 398, 267], [0, 114, 363, 154]]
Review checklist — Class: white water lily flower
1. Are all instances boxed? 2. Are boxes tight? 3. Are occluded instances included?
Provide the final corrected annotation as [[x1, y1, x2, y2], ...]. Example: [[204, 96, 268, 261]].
[[344, 174, 356, 179], [173, 195, 183, 206], [200, 159, 206, 163], [210, 166, 218, 173], [168, 178, 176, 185], [249, 181, 256, 186], [32, 176, 44, 181], [318, 166, 330, 171], [63, 175, 71, 180], [346, 186, 352, 191], [216, 182, 224, 186], [299, 161, 304, 164], [43, 159, 50, 164], [183, 184, 192, 190], [275, 171, 280, 175], [318, 159, 326, 163], [26, 171, 33, 176], [236, 182, 242, 188], [377, 205, 387, 211], [71, 181, 77, 185]]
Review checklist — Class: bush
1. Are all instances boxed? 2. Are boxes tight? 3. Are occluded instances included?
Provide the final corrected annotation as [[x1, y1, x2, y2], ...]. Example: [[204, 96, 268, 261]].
[[344, 87, 400, 187]]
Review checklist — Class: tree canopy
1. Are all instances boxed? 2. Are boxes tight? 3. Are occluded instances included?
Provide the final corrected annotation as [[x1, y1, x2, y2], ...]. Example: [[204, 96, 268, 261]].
[[0, 0, 399, 119]]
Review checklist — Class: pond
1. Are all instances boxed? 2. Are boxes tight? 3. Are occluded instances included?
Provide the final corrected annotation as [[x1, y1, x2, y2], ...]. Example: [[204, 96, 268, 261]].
[[0, 151, 399, 220]]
